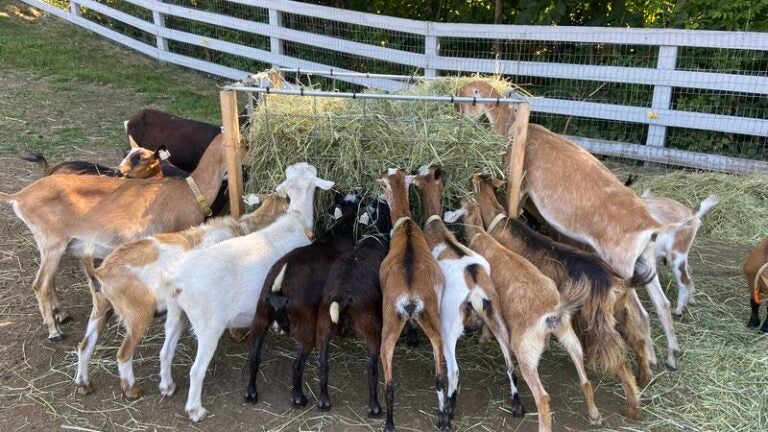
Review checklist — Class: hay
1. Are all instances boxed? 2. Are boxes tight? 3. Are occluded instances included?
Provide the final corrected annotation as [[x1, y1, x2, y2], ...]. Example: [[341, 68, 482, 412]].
[[632, 172, 768, 243], [244, 77, 512, 225]]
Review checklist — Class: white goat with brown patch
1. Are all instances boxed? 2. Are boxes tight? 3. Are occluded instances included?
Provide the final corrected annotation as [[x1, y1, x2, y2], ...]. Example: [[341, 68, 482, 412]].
[[413, 165, 524, 420], [75, 194, 288, 398], [0, 134, 227, 340], [378, 168, 448, 432], [456, 80, 695, 370], [445, 199, 599, 432]]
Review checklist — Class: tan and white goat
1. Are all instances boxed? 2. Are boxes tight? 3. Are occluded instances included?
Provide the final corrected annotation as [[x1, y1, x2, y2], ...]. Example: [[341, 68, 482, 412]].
[[640, 191, 719, 316], [0, 134, 227, 340], [413, 165, 524, 419], [446, 199, 599, 432], [75, 194, 288, 398], [457, 80, 693, 370], [377, 168, 449, 431]]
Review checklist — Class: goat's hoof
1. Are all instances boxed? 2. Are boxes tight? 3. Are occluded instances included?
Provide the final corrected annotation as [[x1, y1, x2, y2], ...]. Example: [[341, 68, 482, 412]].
[[589, 414, 603, 426], [672, 311, 683, 319], [76, 383, 95, 396], [384, 421, 395, 432], [367, 404, 382, 418], [244, 388, 258, 404], [511, 394, 526, 417], [760, 325, 768, 333], [436, 410, 451, 430], [186, 406, 208, 423], [664, 360, 678, 371], [673, 348, 683, 359], [648, 360, 659, 373], [317, 398, 331, 412], [159, 382, 176, 397], [747, 317, 760, 328], [626, 405, 642, 420], [123, 386, 143, 400], [292, 394, 308, 408], [48, 333, 65, 342]]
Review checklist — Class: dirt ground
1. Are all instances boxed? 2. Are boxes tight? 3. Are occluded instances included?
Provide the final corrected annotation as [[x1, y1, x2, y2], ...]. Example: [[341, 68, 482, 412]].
[[0, 2, 762, 432]]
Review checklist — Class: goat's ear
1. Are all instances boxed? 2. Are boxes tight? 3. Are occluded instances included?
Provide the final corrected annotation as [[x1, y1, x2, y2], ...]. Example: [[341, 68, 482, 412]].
[[314, 178, 335, 191], [127, 134, 140, 149], [443, 208, 464, 223], [405, 175, 416, 187], [376, 178, 388, 188], [433, 166, 443, 181], [275, 180, 288, 194], [358, 212, 370, 225], [332, 206, 343, 220]]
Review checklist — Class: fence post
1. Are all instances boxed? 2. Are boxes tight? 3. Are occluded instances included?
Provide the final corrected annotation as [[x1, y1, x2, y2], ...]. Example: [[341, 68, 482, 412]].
[[70, 0, 81, 16], [268, 8, 283, 69], [220, 90, 244, 219], [424, 22, 438, 77], [646, 46, 678, 147], [506, 102, 531, 216], [151, 0, 168, 52]]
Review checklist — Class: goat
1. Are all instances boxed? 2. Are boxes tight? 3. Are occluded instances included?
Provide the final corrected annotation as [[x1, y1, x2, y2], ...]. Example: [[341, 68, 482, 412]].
[[76, 194, 288, 397], [456, 80, 695, 371], [413, 165, 524, 419], [315, 197, 391, 417], [744, 236, 768, 332], [445, 198, 597, 432], [116, 146, 188, 178], [377, 168, 448, 431], [471, 173, 652, 416], [19, 149, 120, 177], [0, 134, 227, 340], [244, 193, 361, 408], [640, 191, 719, 316], [159, 162, 333, 422]]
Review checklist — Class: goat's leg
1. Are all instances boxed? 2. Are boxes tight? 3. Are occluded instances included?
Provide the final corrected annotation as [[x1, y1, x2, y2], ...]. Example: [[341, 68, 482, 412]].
[[185, 323, 225, 422], [419, 315, 450, 430], [644, 273, 682, 370], [159, 304, 185, 397], [116, 311, 154, 400], [748, 297, 761, 328], [245, 319, 269, 404], [351, 313, 383, 417], [32, 243, 67, 340], [75, 291, 113, 394], [671, 253, 694, 316], [760, 307, 768, 333], [616, 361, 642, 419], [514, 335, 551, 432], [440, 320, 461, 420], [623, 288, 656, 380], [381, 315, 407, 432], [483, 313, 524, 417], [553, 321, 602, 425], [316, 315, 332, 412], [51, 287, 71, 324], [291, 341, 312, 408]]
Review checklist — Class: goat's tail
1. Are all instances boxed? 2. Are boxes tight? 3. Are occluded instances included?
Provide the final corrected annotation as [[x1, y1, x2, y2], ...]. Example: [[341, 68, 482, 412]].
[[81, 241, 102, 292], [18, 149, 50, 175], [548, 277, 591, 330], [694, 195, 719, 219], [0, 192, 13, 202], [629, 259, 656, 289], [270, 263, 287, 293], [575, 281, 627, 373], [623, 173, 638, 188]]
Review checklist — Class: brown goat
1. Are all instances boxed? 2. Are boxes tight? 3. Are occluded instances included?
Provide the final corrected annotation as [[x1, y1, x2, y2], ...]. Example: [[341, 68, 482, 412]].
[[378, 168, 449, 431], [455, 199, 599, 432], [457, 80, 689, 371], [744, 236, 768, 332], [471, 174, 648, 416], [0, 134, 227, 340], [116, 146, 188, 179]]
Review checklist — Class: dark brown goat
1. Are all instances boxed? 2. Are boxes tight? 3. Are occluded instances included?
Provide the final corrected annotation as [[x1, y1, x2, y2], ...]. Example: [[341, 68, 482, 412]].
[[472, 174, 652, 418], [315, 198, 392, 416], [245, 194, 361, 407], [19, 149, 120, 177]]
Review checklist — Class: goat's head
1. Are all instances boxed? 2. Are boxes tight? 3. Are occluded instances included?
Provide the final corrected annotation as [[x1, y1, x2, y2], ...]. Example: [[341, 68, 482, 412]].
[[455, 80, 500, 118], [413, 164, 444, 198], [470, 173, 505, 214], [117, 146, 170, 178], [360, 195, 392, 233], [329, 192, 363, 221], [445, 197, 485, 239], [377, 168, 414, 207], [275, 162, 334, 204]]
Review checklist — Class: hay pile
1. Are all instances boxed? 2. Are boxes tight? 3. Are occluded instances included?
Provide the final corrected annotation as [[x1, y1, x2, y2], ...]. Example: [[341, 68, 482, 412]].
[[245, 77, 511, 221], [632, 172, 768, 243]]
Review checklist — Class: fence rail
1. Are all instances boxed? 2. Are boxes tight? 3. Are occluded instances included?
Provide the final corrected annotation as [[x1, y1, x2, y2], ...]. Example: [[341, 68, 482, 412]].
[[20, 0, 768, 174]]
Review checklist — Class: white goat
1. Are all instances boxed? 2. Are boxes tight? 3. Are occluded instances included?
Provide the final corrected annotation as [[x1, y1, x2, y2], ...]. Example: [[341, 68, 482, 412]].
[[161, 162, 333, 422]]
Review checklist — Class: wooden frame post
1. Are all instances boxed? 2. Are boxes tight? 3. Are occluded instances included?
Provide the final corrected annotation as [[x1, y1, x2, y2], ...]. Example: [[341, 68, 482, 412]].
[[505, 102, 531, 217], [220, 90, 244, 218]]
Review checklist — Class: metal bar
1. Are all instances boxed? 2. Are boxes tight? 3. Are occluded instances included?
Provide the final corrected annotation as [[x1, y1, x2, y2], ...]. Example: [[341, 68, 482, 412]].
[[277, 68, 447, 81], [223, 85, 526, 104]]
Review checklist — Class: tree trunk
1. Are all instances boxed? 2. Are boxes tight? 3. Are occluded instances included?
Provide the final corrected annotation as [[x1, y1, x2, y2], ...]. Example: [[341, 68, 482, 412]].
[[493, 0, 503, 59]]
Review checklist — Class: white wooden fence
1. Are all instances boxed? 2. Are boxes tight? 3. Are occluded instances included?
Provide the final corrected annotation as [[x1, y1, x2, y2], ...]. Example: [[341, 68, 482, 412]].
[[21, 0, 768, 174]]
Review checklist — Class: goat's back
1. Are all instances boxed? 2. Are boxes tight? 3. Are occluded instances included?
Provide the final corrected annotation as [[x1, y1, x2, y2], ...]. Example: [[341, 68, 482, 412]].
[[380, 221, 444, 305]]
